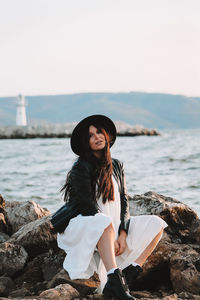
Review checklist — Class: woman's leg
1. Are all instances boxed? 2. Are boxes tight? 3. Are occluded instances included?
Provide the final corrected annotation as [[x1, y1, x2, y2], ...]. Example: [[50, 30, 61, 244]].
[[97, 223, 117, 271], [97, 223, 138, 299], [135, 228, 163, 266]]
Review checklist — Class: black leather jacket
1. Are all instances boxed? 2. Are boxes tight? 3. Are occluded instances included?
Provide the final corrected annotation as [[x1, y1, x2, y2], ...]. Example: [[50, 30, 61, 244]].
[[66, 157, 130, 235]]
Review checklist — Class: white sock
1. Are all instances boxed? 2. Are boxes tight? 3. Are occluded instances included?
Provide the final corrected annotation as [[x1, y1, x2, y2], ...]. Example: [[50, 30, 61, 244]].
[[107, 267, 117, 275], [131, 262, 140, 267]]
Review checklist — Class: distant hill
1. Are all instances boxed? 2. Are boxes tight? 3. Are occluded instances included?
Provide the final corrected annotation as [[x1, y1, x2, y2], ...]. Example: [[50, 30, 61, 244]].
[[0, 92, 200, 128]]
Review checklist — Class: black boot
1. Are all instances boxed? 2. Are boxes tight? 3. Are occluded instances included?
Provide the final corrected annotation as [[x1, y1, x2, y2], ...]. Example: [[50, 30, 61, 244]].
[[122, 265, 143, 290], [103, 268, 136, 300]]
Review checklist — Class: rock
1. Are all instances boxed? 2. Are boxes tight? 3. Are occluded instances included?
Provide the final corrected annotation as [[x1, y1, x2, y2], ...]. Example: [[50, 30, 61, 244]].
[[162, 295, 178, 300], [9, 287, 31, 297], [0, 214, 6, 233], [0, 123, 160, 139], [130, 191, 200, 243], [127, 192, 200, 295], [40, 250, 66, 281], [48, 269, 99, 296], [8, 216, 57, 257], [170, 246, 200, 294], [178, 291, 200, 299], [14, 249, 65, 293], [5, 200, 50, 233], [87, 294, 104, 299], [0, 233, 10, 244], [0, 276, 15, 297], [0, 242, 28, 277], [39, 283, 80, 299], [0, 193, 199, 299], [0, 196, 11, 235], [132, 240, 200, 295], [131, 290, 154, 298]]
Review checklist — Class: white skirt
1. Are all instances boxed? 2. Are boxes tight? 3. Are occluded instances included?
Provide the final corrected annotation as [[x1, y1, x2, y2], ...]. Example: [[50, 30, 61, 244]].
[[57, 212, 168, 291]]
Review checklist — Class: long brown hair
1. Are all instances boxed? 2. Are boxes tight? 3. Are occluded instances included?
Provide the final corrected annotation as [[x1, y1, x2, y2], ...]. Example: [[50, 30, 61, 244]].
[[94, 127, 114, 203], [61, 124, 114, 204]]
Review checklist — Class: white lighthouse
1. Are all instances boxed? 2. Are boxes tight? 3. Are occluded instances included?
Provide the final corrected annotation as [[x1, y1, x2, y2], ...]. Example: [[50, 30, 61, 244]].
[[16, 94, 27, 126]]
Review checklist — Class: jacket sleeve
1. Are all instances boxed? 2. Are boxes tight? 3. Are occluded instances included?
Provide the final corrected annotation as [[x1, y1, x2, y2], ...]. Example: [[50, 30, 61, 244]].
[[118, 161, 130, 235], [68, 159, 99, 216]]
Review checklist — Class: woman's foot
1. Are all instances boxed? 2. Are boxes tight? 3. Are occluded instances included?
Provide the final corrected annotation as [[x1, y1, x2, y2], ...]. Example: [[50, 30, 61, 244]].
[[122, 265, 143, 290], [103, 268, 136, 300]]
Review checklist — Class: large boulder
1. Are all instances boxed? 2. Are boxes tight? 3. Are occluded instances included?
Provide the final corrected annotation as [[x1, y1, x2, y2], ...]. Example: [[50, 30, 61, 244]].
[[14, 249, 65, 294], [5, 200, 50, 233], [170, 245, 200, 294], [48, 269, 99, 296], [129, 191, 200, 295], [0, 242, 28, 277], [8, 216, 57, 257], [130, 191, 200, 243], [39, 283, 79, 300]]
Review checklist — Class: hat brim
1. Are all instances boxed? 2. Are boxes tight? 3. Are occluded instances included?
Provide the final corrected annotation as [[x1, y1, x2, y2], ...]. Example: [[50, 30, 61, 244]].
[[71, 115, 116, 155]]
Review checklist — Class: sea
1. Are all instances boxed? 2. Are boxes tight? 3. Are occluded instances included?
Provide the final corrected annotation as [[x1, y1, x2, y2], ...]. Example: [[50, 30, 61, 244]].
[[0, 128, 200, 217]]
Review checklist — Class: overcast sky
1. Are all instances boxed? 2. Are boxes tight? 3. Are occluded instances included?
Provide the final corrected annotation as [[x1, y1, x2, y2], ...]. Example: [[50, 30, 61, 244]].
[[0, 0, 200, 97]]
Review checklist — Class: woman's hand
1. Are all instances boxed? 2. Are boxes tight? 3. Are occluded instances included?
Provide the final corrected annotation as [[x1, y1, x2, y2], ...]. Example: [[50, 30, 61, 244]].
[[114, 240, 120, 255], [115, 230, 127, 256]]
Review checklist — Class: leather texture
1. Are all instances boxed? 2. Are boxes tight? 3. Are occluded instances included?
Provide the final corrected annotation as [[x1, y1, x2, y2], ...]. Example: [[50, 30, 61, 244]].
[[51, 157, 130, 234]]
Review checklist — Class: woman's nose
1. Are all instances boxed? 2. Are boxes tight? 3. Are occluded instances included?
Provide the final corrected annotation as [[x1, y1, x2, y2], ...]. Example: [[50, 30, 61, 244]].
[[94, 133, 100, 139]]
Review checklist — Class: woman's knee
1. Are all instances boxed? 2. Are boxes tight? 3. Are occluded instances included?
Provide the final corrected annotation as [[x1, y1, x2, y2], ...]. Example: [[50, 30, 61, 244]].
[[104, 222, 115, 234], [151, 215, 163, 225]]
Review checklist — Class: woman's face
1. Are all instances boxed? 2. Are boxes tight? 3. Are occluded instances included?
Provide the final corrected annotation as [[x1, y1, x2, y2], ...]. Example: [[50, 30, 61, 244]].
[[89, 125, 106, 153]]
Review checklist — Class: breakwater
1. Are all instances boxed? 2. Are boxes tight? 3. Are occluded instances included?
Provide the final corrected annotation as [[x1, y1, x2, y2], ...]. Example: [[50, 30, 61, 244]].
[[0, 122, 160, 139]]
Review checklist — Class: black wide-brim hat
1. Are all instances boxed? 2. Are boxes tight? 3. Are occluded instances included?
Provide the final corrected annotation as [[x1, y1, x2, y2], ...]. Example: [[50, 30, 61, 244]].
[[71, 114, 117, 155]]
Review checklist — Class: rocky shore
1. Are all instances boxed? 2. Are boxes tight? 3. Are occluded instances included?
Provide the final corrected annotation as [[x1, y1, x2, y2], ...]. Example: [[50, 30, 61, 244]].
[[0, 192, 200, 300], [0, 122, 160, 139]]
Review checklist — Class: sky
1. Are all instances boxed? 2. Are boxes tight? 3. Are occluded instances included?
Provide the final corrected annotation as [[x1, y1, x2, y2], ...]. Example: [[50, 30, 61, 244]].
[[0, 0, 200, 97]]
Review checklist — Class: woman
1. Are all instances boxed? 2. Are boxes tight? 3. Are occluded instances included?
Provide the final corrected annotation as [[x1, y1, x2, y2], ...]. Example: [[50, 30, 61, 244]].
[[56, 115, 167, 300]]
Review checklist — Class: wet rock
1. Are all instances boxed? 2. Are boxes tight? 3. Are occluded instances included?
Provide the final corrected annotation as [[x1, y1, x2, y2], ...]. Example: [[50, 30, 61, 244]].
[[0, 242, 28, 277], [8, 216, 57, 257], [39, 283, 80, 299], [0, 276, 15, 297], [5, 201, 50, 233], [48, 269, 99, 296]]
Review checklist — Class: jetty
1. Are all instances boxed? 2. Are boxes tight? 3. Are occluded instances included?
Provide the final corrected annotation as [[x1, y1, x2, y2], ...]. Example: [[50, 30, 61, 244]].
[[0, 122, 160, 139]]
